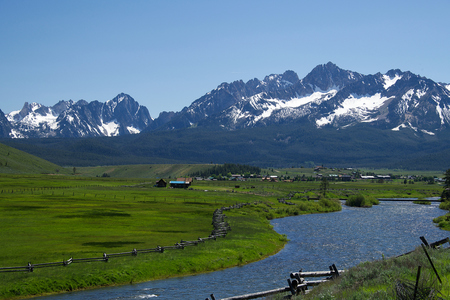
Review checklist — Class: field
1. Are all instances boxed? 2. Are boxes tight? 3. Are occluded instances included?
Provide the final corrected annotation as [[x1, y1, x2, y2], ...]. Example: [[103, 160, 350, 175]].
[[0, 166, 447, 299]]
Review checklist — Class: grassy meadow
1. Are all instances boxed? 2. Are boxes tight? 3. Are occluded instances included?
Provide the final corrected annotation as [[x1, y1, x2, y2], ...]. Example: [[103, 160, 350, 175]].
[[0, 143, 70, 175], [0, 163, 448, 299], [0, 173, 336, 299]]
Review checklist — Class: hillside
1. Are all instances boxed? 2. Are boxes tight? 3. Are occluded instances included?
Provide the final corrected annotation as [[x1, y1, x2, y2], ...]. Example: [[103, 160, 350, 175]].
[[1, 63, 450, 170], [0, 143, 68, 174], [76, 164, 214, 179], [2, 122, 450, 171]]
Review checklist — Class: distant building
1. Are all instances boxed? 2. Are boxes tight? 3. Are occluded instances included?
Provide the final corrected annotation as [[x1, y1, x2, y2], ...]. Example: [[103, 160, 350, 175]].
[[360, 175, 375, 179], [155, 179, 167, 187], [262, 175, 278, 182], [340, 174, 352, 181], [170, 177, 193, 188]]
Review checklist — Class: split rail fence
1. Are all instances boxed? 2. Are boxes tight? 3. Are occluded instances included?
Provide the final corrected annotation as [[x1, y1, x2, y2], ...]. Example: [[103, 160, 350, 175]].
[[207, 236, 450, 300], [0, 202, 253, 273]]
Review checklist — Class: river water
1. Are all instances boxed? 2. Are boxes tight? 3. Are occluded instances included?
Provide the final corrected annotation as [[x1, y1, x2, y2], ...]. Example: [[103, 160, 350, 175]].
[[34, 201, 447, 300]]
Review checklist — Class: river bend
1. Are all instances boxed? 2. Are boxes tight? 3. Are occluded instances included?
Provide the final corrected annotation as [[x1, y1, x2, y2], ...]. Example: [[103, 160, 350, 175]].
[[34, 201, 446, 299]]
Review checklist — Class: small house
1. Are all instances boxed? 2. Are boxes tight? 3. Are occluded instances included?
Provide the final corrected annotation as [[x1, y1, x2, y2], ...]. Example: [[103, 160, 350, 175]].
[[155, 179, 167, 188], [340, 175, 352, 181], [170, 177, 193, 188]]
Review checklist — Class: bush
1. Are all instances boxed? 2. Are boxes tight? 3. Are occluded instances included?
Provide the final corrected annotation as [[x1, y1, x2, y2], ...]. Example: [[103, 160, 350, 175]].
[[318, 198, 342, 211], [345, 194, 373, 208], [366, 195, 379, 205], [439, 200, 450, 210]]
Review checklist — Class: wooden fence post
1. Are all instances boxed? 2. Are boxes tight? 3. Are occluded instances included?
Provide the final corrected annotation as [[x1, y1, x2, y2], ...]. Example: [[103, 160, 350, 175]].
[[413, 266, 421, 300], [419, 236, 429, 247], [421, 244, 441, 284], [331, 264, 339, 278]]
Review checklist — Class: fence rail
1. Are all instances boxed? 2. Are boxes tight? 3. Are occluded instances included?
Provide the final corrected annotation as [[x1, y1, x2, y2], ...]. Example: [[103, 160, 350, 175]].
[[0, 202, 255, 273], [207, 236, 450, 300]]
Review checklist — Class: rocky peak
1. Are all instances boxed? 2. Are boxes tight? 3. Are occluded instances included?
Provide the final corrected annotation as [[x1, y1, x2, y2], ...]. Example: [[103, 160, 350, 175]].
[[302, 62, 363, 91]]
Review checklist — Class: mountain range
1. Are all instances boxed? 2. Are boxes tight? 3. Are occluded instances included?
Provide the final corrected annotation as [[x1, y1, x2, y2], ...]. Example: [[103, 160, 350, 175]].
[[1, 62, 450, 138], [2, 93, 151, 138], [1, 62, 450, 170]]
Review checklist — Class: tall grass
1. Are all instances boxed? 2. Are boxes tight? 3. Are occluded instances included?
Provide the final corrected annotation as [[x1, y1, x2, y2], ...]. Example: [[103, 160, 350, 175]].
[[299, 247, 450, 299]]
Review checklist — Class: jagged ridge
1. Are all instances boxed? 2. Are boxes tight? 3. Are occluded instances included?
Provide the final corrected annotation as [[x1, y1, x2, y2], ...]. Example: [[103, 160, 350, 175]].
[[4, 93, 152, 138], [1, 62, 450, 138]]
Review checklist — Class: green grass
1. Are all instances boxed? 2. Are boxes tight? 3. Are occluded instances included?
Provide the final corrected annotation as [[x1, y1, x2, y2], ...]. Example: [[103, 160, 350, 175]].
[[76, 163, 215, 178], [296, 247, 450, 299], [0, 169, 447, 299], [0, 174, 310, 299], [0, 205, 287, 299], [0, 143, 70, 175]]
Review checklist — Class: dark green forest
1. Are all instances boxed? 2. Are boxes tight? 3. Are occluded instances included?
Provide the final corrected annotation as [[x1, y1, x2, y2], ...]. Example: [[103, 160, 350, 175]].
[[189, 163, 261, 178], [2, 123, 450, 170]]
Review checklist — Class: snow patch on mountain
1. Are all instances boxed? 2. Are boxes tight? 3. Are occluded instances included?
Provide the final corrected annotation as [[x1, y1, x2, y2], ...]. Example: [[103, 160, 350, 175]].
[[421, 129, 435, 135], [402, 89, 415, 102], [316, 93, 393, 127], [233, 90, 339, 124], [288, 89, 338, 108], [9, 129, 24, 138], [100, 120, 120, 136], [436, 100, 450, 125], [107, 99, 118, 111], [7, 104, 59, 132], [127, 126, 140, 134], [416, 89, 428, 99], [383, 74, 402, 89], [392, 122, 435, 135]]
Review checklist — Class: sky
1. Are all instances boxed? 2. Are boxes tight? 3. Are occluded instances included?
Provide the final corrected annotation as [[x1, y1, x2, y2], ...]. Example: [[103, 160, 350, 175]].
[[1, 0, 449, 118]]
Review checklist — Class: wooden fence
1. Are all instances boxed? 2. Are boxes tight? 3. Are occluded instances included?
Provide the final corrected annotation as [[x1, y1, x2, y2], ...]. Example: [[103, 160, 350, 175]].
[[207, 264, 344, 300], [207, 236, 450, 300], [0, 202, 254, 273]]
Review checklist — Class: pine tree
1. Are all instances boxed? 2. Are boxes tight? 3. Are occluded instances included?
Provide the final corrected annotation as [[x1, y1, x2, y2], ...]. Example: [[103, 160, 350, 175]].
[[320, 177, 329, 196], [441, 169, 450, 201]]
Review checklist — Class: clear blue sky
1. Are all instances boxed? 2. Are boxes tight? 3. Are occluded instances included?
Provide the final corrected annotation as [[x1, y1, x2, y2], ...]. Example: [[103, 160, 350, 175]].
[[1, 0, 449, 118]]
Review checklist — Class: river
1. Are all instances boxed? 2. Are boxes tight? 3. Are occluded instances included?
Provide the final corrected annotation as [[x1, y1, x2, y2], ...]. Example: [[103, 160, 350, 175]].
[[34, 201, 447, 300]]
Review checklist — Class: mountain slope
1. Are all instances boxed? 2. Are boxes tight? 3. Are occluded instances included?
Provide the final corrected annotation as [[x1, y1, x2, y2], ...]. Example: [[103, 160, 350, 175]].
[[2, 63, 450, 138], [168, 63, 450, 133], [0, 142, 67, 174], [5, 93, 152, 138], [3, 122, 450, 170]]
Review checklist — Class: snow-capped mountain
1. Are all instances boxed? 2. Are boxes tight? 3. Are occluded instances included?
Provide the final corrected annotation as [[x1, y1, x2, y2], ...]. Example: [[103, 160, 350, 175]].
[[4, 93, 152, 138], [159, 62, 450, 135], [1, 62, 450, 139]]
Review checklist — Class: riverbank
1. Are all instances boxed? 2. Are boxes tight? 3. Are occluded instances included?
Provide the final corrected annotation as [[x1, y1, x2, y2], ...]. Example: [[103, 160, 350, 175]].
[[297, 246, 450, 299], [262, 202, 450, 300], [0, 174, 444, 299], [0, 196, 341, 300], [0, 203, 287, 299]]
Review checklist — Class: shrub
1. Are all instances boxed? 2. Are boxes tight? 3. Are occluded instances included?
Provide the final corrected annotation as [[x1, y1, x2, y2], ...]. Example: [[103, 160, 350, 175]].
[[318, 198, 342, 211], [346, 194, 372, 207], [439, 200, 450, 210], [366, 195, 379, 205]]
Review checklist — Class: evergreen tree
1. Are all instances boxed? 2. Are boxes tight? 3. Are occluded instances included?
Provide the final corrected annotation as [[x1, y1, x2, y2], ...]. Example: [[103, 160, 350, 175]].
[[441, 169, 450, 201], [320, 177, 329, 196]]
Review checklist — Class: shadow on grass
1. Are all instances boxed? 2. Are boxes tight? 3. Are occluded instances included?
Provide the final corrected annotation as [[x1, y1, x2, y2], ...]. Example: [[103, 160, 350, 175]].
[[82, 241, 144, 248], [57, 209, 131, 218]]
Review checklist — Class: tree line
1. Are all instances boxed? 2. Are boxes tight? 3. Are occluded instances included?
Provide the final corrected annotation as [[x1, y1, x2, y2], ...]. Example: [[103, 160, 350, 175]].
[[190, 163, 261, 179]]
